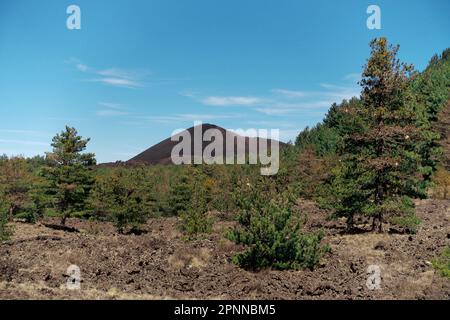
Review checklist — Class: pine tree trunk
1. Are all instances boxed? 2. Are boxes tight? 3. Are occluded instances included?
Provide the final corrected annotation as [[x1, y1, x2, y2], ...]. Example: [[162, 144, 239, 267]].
[[377, 213, 383, 233], [60, 215, 67, 227], [371, 212, 384, 233], [346, 215, 354, 232], [8, 205, 14, 222]]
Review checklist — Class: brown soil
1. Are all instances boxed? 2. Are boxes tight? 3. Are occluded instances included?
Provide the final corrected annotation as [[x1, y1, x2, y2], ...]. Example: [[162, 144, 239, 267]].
[[0, 199, 449, 300]]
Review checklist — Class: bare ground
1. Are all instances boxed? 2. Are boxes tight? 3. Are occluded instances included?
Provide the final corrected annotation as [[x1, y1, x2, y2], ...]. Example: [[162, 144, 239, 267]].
[[0, 199, 449, 300]]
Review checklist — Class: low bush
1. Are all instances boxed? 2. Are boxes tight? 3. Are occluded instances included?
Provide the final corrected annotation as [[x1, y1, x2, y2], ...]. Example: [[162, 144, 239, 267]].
[[179, 179, 213, 240], [166, 173, 192, 216], [432, 246, 450, 279], [0, 209, 13, 241], [385, 196, 421, 234], [90, 170, 149, 234], [431, 167, 450, 199], [228, 178, 329, 270]]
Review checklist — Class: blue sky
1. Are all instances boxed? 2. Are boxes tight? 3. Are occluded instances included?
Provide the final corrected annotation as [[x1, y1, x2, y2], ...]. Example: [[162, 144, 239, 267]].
[[0, 0, 449, 163]]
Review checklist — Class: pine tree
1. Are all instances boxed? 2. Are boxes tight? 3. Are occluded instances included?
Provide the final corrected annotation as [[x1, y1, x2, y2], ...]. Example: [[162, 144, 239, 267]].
[[435, 101, 450, 170], [179, 179, 213, 239], [228, 177, 329, 270], [90, 169, 148, 234], [342, 38, 421, 232], [319, 160, 371, 230], [166, 171, 192, 216], [43, 126, 96, 226], [409, 49, 450, 190]]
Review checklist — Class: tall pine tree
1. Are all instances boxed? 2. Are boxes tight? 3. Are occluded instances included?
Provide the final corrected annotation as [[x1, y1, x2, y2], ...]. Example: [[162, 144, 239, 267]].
[[43, 126, 96, 226], [323, 38, 423, 232]]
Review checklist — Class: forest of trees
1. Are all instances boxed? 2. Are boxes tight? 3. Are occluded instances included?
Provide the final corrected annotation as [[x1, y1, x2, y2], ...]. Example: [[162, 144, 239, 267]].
[[1, 38, 449, 271]]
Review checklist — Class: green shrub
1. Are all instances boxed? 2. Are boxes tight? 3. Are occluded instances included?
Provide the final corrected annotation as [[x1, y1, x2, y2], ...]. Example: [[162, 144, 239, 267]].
[[180, 208, 213, 239], [431, 167, 450, 199], [385, 197, 421, 234], [14, 211, 38, 223], [13, 187, 49, 223], [166, 173, 192, 216], [0, 156, 39, 222], [228, 179, 329, 270], [432, 247, 450, 279], [0, 210, 13, 241], [179, 179, 213, 240], [318, 161, 371, 230], [90, 170, 149, 234], [389, 214, 421, 234]]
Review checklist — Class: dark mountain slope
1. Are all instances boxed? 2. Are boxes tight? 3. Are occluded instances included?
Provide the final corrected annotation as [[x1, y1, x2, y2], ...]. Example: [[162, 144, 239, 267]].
[[128, 123, 285, 165]]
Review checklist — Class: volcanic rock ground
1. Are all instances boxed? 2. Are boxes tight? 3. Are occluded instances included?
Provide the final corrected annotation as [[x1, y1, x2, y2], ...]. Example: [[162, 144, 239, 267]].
[[0, 199, 449, 300]]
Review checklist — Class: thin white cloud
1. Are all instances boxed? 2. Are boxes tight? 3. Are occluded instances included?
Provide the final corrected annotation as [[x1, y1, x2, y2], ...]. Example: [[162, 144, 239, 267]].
[[0, 139, 48, 146], [70, 59, 145, 89], [96, 102, 129, 117], [96, 110, 129, 117], [254, 107, 293, 115], [0, 129, 51, 138], [178, 90, 197, 98], [145, 113, 239, 124], [76, 64, 89, 72], [275, 101, 336, 109], [320, 83, 360, 101], [96, 68, 141, 80], [343, 72, 361, 83], [254, 100, 337, 116], [91, 77, 142, 89], [272, 89, 307, 98], [188, 75, 360, 116], [98, 102, 124, 110], [201, 96, 267, 106], [246, 120, 295, 128]]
